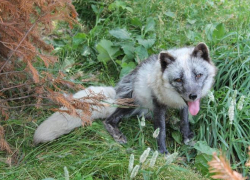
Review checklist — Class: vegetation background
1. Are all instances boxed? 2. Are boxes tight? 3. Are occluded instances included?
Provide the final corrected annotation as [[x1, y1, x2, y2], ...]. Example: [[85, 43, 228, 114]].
[[1, 0, 250, 179]]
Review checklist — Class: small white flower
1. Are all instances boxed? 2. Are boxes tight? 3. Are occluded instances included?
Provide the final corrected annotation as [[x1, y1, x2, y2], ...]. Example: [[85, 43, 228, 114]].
[[140, 147, 151, 164], [153, 128, 160, 138], [128, 154, 134, 173], [64, 166, 69, 180], [208, 91, 215, 102], [237, 95, 245, 111], [130, 165, 140, 179], [140, 115, 146, 127], [228, 99, 235, 124], [165, 152, 178, 165], [149, 150, 159, 167]]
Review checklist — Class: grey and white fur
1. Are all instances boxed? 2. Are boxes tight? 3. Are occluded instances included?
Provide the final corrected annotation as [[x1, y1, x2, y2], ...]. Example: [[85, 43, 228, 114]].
[[34, 43, 216, 154]]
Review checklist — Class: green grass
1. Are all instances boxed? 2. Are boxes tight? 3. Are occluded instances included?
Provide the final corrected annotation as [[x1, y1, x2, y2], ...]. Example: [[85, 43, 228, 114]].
[[0, 115, 207, 180], [1, 0, 250, 179]]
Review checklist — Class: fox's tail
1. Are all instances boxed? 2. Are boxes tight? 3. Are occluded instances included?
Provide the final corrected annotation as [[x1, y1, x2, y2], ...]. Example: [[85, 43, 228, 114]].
[[33, 86, 116, 145]]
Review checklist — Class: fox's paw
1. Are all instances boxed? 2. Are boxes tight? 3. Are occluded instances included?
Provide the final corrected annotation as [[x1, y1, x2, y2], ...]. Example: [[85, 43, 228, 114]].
[[158, 148, 168, 155], [103, 121, 127, 144], [188, 131, 194, 139]]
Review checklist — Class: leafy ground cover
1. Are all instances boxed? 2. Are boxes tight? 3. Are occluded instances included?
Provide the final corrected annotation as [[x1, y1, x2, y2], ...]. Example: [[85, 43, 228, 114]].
[[1, 0, 250, 179]]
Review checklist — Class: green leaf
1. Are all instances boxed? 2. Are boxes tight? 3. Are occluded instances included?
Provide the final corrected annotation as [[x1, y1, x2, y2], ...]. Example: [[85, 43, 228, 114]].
[[193, 141, 218, 155], [108, 1, 133, 12], [130, 17, 142, 27], [212, 23, 226, 40], [144, 17, 155, 34], [136, 36, 155, 49], [165, 11, 175, 18], [41, 178, 55, 180], [96, 39, 120, 63], [109, 28, 131, 40], [194, 153, 212, 175], [120, 62, 136, 78], [135, 46, 148, 63], [72, 33, 86, 46], [187, 19, 196, 25], [121, 42, 135, 59], [171, 131, 182, 144]]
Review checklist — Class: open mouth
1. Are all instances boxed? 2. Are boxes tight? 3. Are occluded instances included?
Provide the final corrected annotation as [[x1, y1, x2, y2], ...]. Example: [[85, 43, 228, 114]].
[[187, 99, 200, 116]]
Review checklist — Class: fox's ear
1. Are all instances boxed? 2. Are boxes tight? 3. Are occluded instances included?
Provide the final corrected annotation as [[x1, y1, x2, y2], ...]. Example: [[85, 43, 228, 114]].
[[192, 43, 210, 62], [159, 52, 175, 72]]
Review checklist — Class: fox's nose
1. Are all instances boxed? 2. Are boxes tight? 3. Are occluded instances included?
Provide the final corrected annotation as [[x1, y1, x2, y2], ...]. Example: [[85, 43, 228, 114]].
[[189, 94, 197, 100]]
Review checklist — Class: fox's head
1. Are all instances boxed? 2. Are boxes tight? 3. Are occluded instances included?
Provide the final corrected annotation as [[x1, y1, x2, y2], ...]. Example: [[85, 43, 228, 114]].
[[159, 43, 217, 115]]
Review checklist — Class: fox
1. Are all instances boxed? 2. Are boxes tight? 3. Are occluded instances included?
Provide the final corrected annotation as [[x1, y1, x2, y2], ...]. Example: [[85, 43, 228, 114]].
[[34, 42, 217, 154]]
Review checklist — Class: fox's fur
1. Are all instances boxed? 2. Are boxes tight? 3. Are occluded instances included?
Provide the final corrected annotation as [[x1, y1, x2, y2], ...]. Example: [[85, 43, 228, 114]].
[[34, 43, 217, 153], [33, 87, 116, 144]]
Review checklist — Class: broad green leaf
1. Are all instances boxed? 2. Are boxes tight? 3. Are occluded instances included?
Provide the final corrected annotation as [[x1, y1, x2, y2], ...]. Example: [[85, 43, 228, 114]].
[[187, 19, 196, 25], [130, 17, 142, 27], [213, 23, 226, 40], [109, 28, 131, 40], [72, 33, 86, 46], [91, 5, 103, 14], [171, 131, 182, 144], [193, 141, 218, 155], [120, 62, 136, 78], [108, 1, 133, 12], [136, 36, 155, 49], [165, 11, 175, 18], [135, 46, 148, 63], [144, 17, 155, 34], [194, 153, 212, 175], [96, 39, 120, 63], [121, 42, 135, 59]]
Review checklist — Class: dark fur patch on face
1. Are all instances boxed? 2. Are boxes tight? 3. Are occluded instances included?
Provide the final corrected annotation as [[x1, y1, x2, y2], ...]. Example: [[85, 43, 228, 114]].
[[169, 71, 184, 94], [192, 43, 210, 62], [159, 52, 175, 72]]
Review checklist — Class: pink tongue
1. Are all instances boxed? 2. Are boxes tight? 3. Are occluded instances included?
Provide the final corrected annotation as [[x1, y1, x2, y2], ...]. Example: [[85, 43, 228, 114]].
[[188, 100, 200, 116]]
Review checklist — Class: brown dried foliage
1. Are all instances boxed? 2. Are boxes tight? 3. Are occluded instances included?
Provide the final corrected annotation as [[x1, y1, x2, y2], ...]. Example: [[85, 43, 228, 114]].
[[0, 125, 12, 154], [0, 0, 103, 159], [0, 0, 79, 114], [208, 152, 246, 180]]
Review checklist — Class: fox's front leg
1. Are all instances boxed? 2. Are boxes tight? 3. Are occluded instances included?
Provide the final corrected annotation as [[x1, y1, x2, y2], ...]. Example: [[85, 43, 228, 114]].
[[180, 107, 194, 145], [153, 98, 168, 154], [104, 108, 133, 144]]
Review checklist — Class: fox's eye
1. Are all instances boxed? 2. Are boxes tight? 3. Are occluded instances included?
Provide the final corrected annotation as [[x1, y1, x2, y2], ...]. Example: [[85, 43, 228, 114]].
[[174, 78, 182, 83], [196, 73, 203, 79]]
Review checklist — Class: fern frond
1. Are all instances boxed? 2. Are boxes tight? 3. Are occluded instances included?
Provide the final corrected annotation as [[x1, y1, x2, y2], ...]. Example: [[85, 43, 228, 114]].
[[208, 152, 246, 180]]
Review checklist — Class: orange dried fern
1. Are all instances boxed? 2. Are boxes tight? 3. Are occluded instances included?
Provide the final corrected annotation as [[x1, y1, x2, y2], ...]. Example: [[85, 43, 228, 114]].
[[0, 0, 80, 111], [208, 152, 246, 180], [0, 0, 101, 159], [0, 126, 13, 155]]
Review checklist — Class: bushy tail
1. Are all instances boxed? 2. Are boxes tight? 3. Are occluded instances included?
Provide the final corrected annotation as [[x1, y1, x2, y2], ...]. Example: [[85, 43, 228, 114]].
[[33, 86, 116, 145]]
